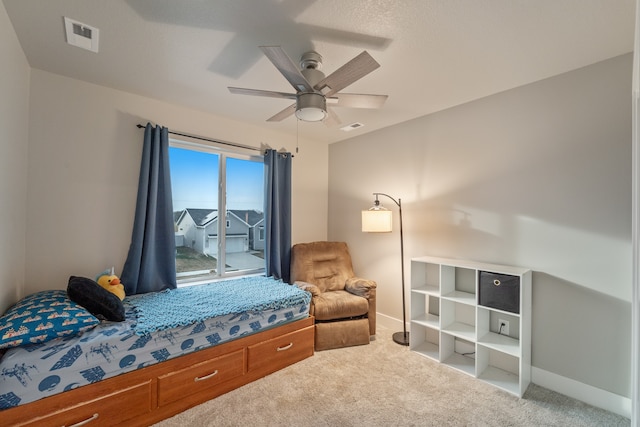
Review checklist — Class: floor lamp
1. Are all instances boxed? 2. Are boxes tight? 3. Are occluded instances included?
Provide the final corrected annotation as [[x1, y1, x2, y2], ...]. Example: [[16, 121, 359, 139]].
[[361, 193, 409, 346]]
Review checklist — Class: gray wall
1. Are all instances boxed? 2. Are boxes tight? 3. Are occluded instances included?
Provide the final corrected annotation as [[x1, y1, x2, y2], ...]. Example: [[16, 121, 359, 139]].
[[328, 54, 632, 398], [0, 3, 29, 313]]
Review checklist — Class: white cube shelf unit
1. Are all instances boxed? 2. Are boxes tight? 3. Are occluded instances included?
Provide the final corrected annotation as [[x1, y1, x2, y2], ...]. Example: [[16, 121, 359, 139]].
[[410, 256, 532, 397]]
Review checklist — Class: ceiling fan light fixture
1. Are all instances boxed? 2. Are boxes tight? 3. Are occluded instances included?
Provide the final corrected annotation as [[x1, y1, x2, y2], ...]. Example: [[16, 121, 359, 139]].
[[295, 93, 327, 122], [229, 46, 385, 124]]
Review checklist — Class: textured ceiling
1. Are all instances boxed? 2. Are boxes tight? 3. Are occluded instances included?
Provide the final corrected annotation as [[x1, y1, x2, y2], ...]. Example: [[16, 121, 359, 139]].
[[3, 0, 636, 143]]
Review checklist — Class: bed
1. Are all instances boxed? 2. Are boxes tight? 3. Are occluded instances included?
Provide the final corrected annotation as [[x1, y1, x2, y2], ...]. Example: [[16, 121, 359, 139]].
[[0, 276, 314, 426]]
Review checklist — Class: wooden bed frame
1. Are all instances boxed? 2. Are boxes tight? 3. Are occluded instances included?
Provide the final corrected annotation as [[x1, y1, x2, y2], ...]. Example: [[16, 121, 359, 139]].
[[2, 316, 314, 426]]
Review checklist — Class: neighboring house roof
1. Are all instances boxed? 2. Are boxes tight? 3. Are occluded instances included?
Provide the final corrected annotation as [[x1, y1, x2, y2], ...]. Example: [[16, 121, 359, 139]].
[[176, 208, 217, 226], [175, 208, 264, 227], [229, 210, 264, 227]]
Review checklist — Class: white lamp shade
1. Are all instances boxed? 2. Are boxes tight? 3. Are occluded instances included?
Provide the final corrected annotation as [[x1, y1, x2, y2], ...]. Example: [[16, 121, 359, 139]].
[[362, 209, 393, 232]]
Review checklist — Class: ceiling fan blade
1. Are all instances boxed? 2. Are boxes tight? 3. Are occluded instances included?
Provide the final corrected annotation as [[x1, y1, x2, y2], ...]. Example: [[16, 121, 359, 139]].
[[314, 51, 380, 97], [329, 93, 388, 109], [228, 87, 297, 100], [266, 103, 297, 122], [260, 46, 314, 93], [323, 107, 341, 127]]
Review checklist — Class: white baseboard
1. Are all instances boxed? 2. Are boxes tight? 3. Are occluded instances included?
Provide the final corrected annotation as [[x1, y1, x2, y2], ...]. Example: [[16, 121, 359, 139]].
[[376, 312, 403, 332], [532, 367, 631, 419], [377, 313, 631, 418]]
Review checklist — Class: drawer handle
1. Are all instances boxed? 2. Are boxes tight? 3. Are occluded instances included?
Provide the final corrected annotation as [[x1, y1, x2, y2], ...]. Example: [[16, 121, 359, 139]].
[[194, 369, 219, 382], [64, 413, 99, 427], [277, 342, 293, 351]]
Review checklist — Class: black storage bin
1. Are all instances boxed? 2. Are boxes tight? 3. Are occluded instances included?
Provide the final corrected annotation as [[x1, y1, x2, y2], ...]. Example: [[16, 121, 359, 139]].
[[478, 271, 520, 314]]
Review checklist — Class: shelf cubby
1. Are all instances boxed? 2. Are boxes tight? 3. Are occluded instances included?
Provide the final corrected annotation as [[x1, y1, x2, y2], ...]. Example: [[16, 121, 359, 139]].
[[441, 334, 475, 376], [411, 293, 439, 325], [410, 261, 441, 295], [410, 323, 439, 360], [476, 345, 521, 396], [440, 299, 475, 342]]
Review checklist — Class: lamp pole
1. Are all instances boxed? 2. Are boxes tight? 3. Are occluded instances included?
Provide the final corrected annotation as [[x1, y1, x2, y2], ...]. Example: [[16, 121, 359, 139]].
[[373, 193, 409, 346]]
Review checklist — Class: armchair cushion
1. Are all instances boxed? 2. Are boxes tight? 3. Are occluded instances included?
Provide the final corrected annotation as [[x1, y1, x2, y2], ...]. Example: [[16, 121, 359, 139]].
[[289, 241, 355, 292], [313, 290, 369, 321], [345, 277, 377, 299]]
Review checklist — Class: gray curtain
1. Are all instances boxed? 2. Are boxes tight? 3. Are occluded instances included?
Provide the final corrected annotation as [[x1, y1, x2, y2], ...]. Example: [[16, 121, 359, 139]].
[[121, 123, 177, 295], [264, 149, 292, 283]]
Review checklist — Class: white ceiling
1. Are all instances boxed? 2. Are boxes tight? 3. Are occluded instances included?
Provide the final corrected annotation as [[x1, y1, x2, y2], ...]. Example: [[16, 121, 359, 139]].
[[3, 0, 636, 144]]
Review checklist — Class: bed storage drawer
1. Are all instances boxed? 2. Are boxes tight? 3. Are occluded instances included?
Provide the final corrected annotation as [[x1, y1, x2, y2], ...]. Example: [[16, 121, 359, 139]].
[[18, 381, 153, 427], [157, 348, 245, 406], [247, 325, 314, 375]]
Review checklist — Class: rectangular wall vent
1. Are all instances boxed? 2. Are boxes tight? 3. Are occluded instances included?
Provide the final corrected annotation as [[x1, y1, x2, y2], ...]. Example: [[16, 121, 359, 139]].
[[340, 122, 365, 132], [64, 17, 99, 53]]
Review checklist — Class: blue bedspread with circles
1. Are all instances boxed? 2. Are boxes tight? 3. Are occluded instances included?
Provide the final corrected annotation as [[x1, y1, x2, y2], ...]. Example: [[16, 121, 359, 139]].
[[0, 278, 310, 410]]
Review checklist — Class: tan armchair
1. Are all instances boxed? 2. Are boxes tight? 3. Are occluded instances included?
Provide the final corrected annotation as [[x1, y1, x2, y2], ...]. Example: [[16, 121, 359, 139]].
[[290, 241, 376, 351]]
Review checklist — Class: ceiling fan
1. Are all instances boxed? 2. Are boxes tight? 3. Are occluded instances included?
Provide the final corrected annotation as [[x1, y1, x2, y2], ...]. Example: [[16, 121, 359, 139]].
[[228, 46, 388, 126]]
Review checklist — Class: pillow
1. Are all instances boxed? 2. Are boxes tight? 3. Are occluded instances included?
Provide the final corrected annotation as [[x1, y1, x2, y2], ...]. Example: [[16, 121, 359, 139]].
[[0, 290, 100, 349], [67, 276, 125, 322]]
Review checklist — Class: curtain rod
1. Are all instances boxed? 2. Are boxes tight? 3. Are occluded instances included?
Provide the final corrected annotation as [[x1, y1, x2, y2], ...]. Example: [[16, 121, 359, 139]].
[[136, 124, 261, 153]]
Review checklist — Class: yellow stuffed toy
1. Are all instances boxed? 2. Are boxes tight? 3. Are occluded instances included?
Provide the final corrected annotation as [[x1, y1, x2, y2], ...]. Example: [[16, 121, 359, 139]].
[[95, 267, 126, 301]]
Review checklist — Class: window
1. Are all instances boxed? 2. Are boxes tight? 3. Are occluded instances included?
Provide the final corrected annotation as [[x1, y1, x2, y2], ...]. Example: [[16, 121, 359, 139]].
[[169, 141, 265, 284]]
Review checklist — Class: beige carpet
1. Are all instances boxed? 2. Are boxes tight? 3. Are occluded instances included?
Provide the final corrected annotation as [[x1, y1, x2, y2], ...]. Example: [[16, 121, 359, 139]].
[[153, 326, 630, 427]]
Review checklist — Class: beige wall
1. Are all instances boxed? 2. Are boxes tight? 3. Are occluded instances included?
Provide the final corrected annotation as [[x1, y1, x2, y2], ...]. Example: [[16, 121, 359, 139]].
[[329, 54, 632, 399], [0, 3, 29, 313], [23, 69, 328, 296]]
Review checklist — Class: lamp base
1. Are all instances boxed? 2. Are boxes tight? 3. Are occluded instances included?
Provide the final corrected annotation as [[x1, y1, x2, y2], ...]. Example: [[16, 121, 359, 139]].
[[392, 331, 410, 346]]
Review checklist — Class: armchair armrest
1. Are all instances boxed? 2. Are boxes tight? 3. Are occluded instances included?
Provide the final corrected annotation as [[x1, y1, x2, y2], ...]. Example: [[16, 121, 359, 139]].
[[294, 281, 322, 298], [345, 277, 377, 299]]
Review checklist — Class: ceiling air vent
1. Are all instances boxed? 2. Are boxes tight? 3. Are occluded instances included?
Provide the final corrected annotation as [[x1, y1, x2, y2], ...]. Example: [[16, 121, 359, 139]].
[[340, 122, 365, 132], [64, 17, 99, 53]]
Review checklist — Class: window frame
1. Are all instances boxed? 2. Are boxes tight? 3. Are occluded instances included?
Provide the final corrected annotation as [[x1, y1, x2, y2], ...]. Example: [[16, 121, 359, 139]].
[[169, 137, 265, 286]]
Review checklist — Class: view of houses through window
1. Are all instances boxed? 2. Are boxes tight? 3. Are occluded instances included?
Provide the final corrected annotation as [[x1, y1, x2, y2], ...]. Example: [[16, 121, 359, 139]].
[[169, 142, 265, 283]]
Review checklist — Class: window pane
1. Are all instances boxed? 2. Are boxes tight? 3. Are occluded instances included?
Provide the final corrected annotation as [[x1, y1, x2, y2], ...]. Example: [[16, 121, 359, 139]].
[[170, 144, 265, 284], [224, 157, 265, 275], [170, 147, 219, 280]]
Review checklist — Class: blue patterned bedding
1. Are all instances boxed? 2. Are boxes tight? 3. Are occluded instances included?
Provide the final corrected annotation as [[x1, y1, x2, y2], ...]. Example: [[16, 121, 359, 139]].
[[130, 276, 310, 334], [0, 278, 310, 409]]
